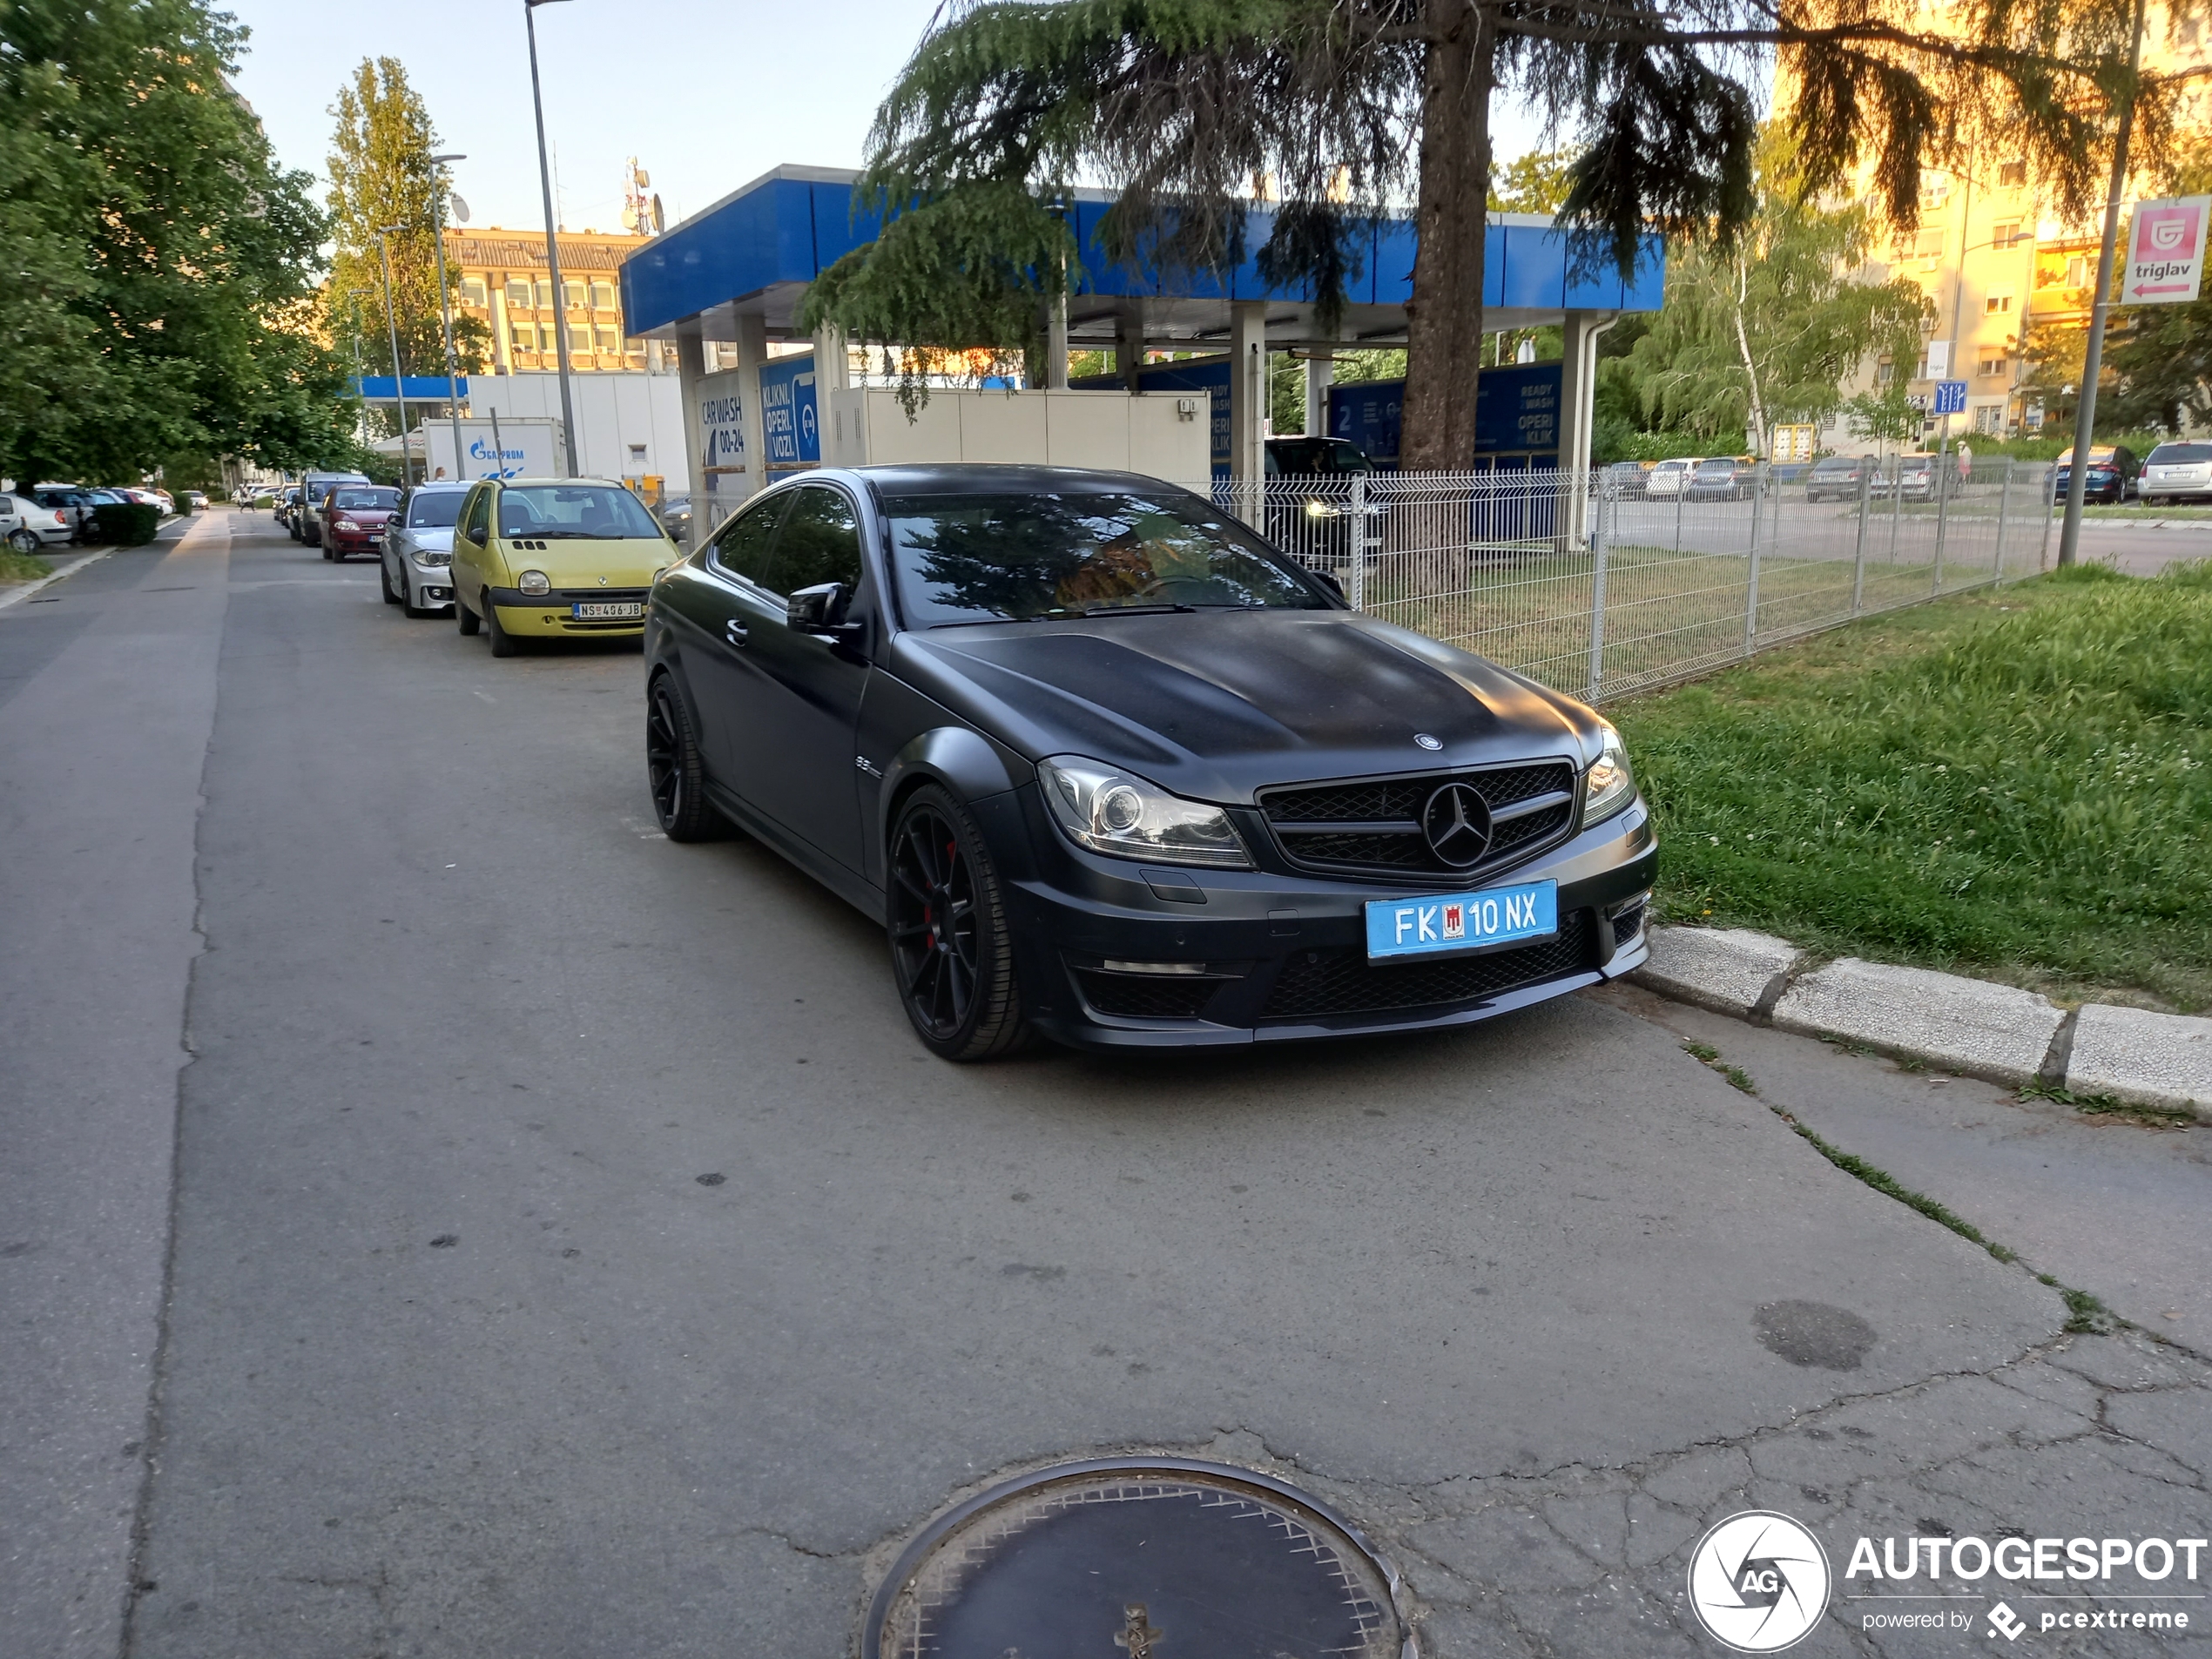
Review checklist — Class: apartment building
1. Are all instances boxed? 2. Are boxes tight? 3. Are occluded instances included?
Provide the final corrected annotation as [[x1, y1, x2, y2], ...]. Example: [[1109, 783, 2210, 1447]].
[[443, 227, 667, 376], [1824, 2, 2207, 446]]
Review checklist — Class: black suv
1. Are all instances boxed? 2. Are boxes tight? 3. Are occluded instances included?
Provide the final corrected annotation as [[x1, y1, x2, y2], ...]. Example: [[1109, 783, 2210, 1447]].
[[644, 466, 1656, 1059]]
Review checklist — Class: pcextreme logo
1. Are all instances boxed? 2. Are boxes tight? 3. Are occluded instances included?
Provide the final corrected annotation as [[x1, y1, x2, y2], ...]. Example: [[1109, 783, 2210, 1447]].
[[1687, 1511, 1832, 1652]]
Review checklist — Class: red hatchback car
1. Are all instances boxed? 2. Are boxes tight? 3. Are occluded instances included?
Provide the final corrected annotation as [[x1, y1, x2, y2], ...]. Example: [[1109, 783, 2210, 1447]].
[[320, 484, 401, 562]]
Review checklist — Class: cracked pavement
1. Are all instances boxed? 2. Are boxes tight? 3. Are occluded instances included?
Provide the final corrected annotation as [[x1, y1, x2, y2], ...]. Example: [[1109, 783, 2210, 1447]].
[[3, 513, 2206, 1658]]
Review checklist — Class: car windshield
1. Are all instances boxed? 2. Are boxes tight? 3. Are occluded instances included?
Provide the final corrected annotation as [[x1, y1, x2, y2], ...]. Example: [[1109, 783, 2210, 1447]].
[[1813, 458, 1858, 472], [1266, 440, 1370, 475], [2148, 443, 2212, 464], [332, 488, 398, 511], [497, 484, 661, 539], [880, 489, 1330, 626], [407, 491, 467, 528]]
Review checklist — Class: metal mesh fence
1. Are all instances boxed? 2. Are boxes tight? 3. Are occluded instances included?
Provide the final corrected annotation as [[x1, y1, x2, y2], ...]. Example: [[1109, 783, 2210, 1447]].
[[1197, 461, 2054, 704]]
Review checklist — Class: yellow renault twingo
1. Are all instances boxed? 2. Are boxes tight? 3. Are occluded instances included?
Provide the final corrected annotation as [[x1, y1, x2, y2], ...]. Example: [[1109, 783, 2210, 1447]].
[[451, 476, 680, 656]]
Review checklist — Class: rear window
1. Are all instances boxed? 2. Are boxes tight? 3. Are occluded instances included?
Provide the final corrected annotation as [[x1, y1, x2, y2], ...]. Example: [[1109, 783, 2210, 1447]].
[[1811, 457, 1858, 473], [2148, 443, 2212, 464], [406, 490, 467, 528]]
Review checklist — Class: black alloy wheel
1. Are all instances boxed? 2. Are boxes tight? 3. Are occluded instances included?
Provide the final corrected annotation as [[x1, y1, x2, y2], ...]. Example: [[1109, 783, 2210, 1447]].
[[644, 676, 723, 842], [483, 595, 518, 657], [887, 785, 1029, 1061], [455, 593, 481, 635]]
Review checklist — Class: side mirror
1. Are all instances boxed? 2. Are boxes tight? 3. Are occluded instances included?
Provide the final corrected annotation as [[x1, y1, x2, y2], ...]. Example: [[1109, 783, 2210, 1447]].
[[787, 581, 861, 641], [1312, 570, 1346, 603]]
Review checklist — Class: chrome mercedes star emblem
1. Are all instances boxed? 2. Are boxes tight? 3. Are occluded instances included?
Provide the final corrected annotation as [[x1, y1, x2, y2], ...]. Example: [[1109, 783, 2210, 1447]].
[[1413, 732, 1442, 751], [1421, 782, 1493, 869]]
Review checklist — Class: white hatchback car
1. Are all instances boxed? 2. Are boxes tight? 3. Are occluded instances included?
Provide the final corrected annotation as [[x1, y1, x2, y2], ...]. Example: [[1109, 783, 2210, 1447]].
[[2141, 441, 2212, 506], [379, 482, 470, 617], [1644, 457, 1703, 499], [1, 494, 73, 552]]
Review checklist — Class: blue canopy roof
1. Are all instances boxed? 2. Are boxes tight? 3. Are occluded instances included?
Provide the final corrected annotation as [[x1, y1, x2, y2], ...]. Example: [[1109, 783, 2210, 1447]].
[[621, 165, 1663, 348]]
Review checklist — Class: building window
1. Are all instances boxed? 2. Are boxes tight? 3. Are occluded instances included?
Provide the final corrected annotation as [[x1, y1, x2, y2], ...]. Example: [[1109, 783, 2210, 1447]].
[[595, 326, 620, 354], [2066, 256, 2090, 288], [1923, 175, 1949, 208], [503, 279, 529, 310], [510, 322, 536, 354], [2180, 16, 2202, 43], [1997, 160, 2027, 188], [564, 280, 587, 311], [1876, 361, 1895, 385], [590, 280, 617, 311], [1973, 404, 2005, 435], [1979, 353, 2008, 377], [1914, 229, 1946, 266], [1993, 220, 2023, 248], [1985, 292, 2014, 314], [569, 324, 591, 354], [460, 277, 488, 308]]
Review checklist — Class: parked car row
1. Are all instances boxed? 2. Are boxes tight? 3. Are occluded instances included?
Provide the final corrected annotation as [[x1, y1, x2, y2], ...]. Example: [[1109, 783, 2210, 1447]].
[[6, 483, 184, 547], [327, 465, 1656, 1061]]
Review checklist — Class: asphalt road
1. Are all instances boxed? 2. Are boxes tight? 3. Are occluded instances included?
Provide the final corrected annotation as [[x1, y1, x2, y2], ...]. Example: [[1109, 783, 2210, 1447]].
[[3, 512, 2206, 1659]]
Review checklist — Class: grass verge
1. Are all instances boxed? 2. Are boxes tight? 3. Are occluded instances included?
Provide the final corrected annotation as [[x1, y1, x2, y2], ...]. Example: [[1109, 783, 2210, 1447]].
[[1, 547, 54, 584], [1613, 561, 2212, 1012]]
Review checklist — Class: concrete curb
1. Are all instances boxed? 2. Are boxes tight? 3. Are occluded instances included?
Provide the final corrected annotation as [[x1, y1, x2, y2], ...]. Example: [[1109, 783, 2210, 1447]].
[[0, 545, 118, 612], [1634, 926, 2209, 1120]]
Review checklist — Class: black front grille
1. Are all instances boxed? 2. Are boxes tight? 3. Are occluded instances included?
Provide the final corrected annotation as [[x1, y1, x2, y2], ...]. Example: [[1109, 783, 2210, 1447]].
[[1261, 912, 1595, 1022], [1074, 969, 1222, 1021], [1259, 760, 1579, 879]]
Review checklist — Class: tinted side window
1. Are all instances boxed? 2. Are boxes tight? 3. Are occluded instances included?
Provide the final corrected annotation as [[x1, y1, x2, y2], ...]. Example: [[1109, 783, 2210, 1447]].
[[709, 492, 792, 589], [767, 486, 864, 596], [462, 487, 491, 544]]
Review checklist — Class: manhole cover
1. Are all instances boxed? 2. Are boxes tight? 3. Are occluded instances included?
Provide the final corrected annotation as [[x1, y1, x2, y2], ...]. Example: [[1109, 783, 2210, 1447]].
[[866, 1457, 1412, 1659]]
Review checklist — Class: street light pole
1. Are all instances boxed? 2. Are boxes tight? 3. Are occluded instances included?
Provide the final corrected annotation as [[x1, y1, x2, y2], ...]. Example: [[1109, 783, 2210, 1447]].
[[374, 225, 413, 484], [524, 0, 581, 477], [428, 152, 469, 484], [2057, 0, 2148, 568]]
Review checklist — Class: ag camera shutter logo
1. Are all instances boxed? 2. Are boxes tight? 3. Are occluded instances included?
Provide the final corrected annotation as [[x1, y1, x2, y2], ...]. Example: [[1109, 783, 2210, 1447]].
[[1688, 1511, 1832, 1652]]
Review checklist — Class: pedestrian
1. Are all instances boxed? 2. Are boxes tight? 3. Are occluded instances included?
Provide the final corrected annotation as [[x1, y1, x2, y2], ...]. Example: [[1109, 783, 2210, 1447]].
[[1957, 441, 1972, 484]]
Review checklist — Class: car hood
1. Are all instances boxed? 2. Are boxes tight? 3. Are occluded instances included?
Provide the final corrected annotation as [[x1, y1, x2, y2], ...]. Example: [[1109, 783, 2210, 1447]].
[[403, 528, 455, 553], [894, 609, 1597, 806], [489, 537, 675, 586]]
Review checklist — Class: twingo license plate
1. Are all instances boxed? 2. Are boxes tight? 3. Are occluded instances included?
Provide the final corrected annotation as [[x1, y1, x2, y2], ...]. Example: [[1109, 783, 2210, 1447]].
[[570, 601, 643, 619], [1365, 879, 1558, 962]]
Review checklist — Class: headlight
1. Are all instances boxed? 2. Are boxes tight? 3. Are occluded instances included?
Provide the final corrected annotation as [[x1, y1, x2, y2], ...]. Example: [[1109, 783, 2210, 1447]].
[[1582, 722, 1635, 825], [334, 517, 357, 531], [414, 549, 451, 568], [517, 570, 550, 597], [1303, 499, 1343, 519], [1036, 755, 1251, 868]]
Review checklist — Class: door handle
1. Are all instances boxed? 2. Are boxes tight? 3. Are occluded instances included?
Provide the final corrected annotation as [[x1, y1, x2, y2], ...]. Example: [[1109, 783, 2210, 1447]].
[[725, 617, 749, 646]]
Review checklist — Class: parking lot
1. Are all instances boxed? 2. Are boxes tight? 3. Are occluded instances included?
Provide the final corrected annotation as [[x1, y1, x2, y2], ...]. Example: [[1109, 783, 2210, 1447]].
[[4, 509, 2208, 1658]]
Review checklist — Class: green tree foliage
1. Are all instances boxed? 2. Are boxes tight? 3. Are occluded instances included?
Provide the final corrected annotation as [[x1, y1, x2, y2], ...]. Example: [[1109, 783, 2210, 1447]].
[[800, 0, 2164, 469], [323, 57, 488, 409], [0, 0, 349, 483], [1622, 131, 1930, 452], [1487, 147, 1577, 214]]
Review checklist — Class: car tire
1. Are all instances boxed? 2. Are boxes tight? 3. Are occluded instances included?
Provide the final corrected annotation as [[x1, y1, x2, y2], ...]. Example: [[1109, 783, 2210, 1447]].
[[379, 557, 401, 604], [484, 594, 518, 657], [456, 594, 481, 636], [7, 527, 37, 554], [644, 675, 725, 843], [887, 784, 1031, 1062]]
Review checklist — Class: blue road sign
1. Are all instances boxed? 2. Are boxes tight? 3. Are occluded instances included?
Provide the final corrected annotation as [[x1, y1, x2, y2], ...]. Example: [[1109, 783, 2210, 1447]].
[[1933, 380, 1967, 415]]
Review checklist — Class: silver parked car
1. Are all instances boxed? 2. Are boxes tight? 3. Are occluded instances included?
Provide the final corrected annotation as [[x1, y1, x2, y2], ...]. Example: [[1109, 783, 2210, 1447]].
[[2141, 441, 2212, 505], [2, 493, 73, 552], [379, 482, 469, 616]]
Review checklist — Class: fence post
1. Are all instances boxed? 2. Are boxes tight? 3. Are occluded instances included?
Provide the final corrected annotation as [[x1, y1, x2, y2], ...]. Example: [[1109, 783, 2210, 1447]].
[[1889, 450, 1905, 571], [1932, 438, 1952, 594], [1674, 470, 1685, 553], [1743, 462, 1765, 655], [1992, 457, 2012, 579], [2038, 462, 2057, 570], [1851, 460, 1871, 614], [1348, 471, 1367, 612], [1588, 473, 1609, 699]]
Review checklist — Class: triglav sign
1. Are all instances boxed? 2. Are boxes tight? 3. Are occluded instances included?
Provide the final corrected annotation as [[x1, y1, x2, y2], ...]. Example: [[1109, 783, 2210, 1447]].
[[2125, 196, 2209, 305]]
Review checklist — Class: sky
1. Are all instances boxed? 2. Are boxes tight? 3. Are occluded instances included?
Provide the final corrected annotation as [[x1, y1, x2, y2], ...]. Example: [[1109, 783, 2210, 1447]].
[[221, 0, 1550, 240]]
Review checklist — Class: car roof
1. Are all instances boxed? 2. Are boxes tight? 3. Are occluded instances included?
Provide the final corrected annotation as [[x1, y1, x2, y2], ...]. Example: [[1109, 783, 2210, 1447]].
[[484, 475, 628, 489], [407, 481, 474, 492], [843, 463, 1211, 498]]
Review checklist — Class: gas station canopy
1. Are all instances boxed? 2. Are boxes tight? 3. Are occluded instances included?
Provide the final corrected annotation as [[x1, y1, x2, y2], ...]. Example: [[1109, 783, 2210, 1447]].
[[620, 165, 1663, 349]]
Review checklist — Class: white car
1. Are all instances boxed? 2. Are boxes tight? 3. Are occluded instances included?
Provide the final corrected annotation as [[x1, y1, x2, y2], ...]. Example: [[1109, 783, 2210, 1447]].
[[1644, 457, 1703, 499], [379, 482, 469, 617], [2141, 441, 2212, 505], [1, 494, 73, 552]]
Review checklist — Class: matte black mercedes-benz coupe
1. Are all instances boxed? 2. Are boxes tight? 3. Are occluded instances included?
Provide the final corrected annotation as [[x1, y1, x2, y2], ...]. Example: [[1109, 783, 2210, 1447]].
[[643, 466, 1656, 1060]]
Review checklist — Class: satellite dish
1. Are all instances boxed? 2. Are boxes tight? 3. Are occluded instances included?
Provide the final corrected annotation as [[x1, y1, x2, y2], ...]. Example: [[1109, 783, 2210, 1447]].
[[651, 193, 664, 234], [635, 167, 651, 189], [449, 193, 470, 224]]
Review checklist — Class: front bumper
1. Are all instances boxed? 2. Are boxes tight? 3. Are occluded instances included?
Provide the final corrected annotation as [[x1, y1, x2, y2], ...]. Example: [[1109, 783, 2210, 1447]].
[[981, 788, 1659, 1050]]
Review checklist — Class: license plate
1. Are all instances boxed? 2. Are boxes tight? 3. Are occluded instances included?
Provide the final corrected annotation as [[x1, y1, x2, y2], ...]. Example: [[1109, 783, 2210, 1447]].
[[570, 602, 642, 619], [1365, 879, 1558, 962]]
